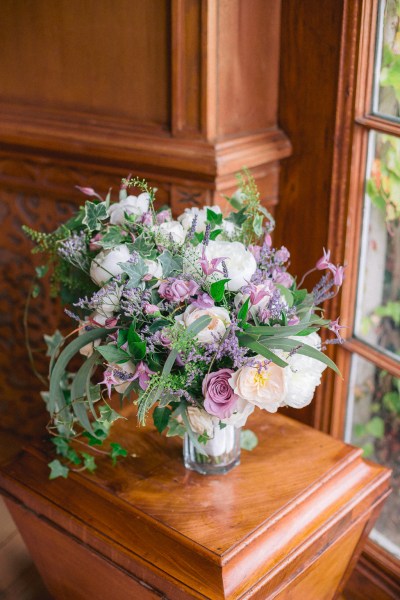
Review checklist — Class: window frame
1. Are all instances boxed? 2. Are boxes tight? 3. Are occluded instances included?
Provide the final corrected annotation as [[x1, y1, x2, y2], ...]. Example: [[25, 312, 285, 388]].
[[314, 0, 400, 591]]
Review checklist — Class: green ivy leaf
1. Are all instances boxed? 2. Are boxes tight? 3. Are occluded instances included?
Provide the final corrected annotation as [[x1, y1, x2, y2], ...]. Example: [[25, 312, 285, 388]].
[[159, 250, 183, 277], [206, 208, 223, 225], [110, 442, 128, 466], [131, 234, 156, 257], [98, 226, 127, 249], [210, 278, 230, 302], [48, 459, 69, 480], [96, 345, 131, 364], [226, 207, 247, 227], [118, 257, 148, 288], [209, 229, 222, 240], [153, 406, 172, 433], [82, 200, 108, 231], [240, 429, 258, 451], [166, 417, 187, 438], [97, 405, 125, 432], [81, 452, 97, 473]]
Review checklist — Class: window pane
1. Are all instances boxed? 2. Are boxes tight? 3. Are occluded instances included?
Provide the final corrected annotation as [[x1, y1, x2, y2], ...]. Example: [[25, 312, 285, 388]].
[[355, 132, 400, 358], [345, 354, 400, 558], [373, 0, 400, 120]]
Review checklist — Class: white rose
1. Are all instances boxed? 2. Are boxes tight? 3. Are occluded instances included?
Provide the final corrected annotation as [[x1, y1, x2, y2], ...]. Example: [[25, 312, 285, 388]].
[[229, 355, 287, 412], [79, 312, 106, 357], [90, 244, 131, 286], [109, 193, 150, 225], [187, 406, 215, 438], [157, 221, 186, 245], [175, 305, 230, 344], [204, 240, 257, 291], [178, 206, 222, 233], [144, 259, 163, 279], [221, 397, 255, 428], [112, 361, 136, 394], [281, 333, 327, 409]]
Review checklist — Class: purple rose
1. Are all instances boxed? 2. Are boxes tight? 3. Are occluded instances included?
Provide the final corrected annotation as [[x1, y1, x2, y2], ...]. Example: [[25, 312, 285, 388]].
[[191, 293, 214, 309], [202, 369, 238, 419], [156, 209, 172, 224], [159, 278, 199, 302], [272, 269, 293, 288]]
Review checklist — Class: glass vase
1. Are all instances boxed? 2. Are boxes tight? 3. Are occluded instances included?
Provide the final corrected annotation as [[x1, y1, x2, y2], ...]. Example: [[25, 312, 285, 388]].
[[183, 424, 241, 475]]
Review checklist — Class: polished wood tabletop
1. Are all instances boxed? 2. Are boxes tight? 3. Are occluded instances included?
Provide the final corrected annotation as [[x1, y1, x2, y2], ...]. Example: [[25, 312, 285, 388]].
[[0, 410, 391, 599]]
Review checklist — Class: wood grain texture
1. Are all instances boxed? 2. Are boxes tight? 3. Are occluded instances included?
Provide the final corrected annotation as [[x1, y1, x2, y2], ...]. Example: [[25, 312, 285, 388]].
[[0, 410, 390, 599]]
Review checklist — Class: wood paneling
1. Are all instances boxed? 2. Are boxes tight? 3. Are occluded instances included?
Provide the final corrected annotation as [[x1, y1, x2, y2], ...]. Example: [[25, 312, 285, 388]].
[[216, 0, 281, 138], [0, 410, 390, 599], [0, 0, 171, 129], [0, 1, 290, 439]]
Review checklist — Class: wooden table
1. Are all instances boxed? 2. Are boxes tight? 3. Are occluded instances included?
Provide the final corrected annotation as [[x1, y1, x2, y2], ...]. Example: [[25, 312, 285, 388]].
[[0, 411, 390, 600]]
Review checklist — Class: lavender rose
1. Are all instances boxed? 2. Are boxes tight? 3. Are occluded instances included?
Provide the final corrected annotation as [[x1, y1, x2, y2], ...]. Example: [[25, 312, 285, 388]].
[[202, 368, 239, 419], [159, 278, 199, 302]]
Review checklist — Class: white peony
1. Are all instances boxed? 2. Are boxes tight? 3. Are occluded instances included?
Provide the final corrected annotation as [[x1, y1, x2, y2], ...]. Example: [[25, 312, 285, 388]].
[[109, 193, 150, 225], [157, 221, 186, 245], [222, 220, 237, 239], [229, 355, 287, 413], [144, 259, 163, 279], [178, 206, 222, 233], [204, 240, 257, 291], [90, 245, 131, 286], [281, 333, 327, 409], [79, 312, 106, 357], [187, 406, 215, 438], [175, 305, 231, 344]]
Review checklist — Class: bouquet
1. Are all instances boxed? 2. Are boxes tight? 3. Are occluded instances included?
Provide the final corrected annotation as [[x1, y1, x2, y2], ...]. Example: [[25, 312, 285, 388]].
[[24, 171, 345, 478]]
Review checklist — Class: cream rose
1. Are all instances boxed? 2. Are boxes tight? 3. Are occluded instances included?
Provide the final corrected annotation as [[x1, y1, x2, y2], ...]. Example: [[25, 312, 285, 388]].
[[204, 240, 257, 291], [109, 193, 150, 224], [90, 245, 131, 286], [157, 221, 186, 245], [229, 355, 286, 412], [187, 406, 215, 438], [175, 305, 230, 344]]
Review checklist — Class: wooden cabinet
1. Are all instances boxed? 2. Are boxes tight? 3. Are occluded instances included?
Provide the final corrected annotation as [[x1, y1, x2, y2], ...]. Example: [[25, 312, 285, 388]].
[[0, 411, 390, 599]]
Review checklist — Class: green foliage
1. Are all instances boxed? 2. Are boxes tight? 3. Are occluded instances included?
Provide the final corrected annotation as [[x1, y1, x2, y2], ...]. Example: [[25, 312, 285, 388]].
[[48, 459, 69, 479], [96, 345, 131, 364], [166, 417, 186, 438], [81, 452, 97, 473], [118, 257, 148, 288], [209, 278, 230, 302], [206, 208, 223, 226], [240, 429, 258, 451], [110, 443, 128, 466], [159, 250, 183, 277], [127, 323, 146, 360], [82, 200, 108, 232], [98, 226, 127, 249], [153, 406, 172, 433]]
